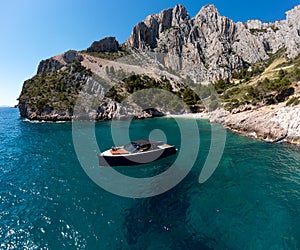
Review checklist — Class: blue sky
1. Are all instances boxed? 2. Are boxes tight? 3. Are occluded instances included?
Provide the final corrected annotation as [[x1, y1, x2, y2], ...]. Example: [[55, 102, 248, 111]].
[[0, 0, 299, 106]]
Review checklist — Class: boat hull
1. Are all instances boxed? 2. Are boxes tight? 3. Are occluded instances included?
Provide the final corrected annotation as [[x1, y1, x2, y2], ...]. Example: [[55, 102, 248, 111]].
[[98, 146, 177, 166]]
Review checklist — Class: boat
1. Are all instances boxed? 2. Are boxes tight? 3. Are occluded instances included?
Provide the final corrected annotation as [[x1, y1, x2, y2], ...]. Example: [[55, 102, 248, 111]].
[[98, 139, 177, 166]]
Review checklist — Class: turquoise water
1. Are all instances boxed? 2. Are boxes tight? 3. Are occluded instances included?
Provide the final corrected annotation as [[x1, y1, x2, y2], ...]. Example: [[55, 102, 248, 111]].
[[1, 107, 300, 249]]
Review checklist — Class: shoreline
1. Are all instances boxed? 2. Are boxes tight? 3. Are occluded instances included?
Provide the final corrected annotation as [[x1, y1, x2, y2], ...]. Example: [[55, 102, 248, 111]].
[[209, 104, 300, 146], [165, 113, 209, 119], [166, 108, 300, 147], [167, 112, 298, 145], [20, 109, 300, 147], [21, 112, 210, 123], [229, 127, 300, 145]]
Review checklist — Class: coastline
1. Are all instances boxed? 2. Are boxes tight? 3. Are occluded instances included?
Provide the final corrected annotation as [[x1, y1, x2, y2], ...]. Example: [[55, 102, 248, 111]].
[[19, 107, 300, 146], [166, 113, 209, 119], [209, 104, 300, 145], [166, 106, 300, 146]]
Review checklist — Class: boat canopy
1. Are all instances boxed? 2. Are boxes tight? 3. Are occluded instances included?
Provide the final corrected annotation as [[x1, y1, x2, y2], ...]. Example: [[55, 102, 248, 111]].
[[123, 139, 163, 153], [133, 139, 163, 147]]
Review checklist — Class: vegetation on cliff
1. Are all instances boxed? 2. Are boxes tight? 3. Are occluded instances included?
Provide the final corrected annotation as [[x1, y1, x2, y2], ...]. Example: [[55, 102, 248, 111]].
[[17, 45, 300, 121], [18, 61, 92, 119], [213, 50, 300, 111], [104, 74, 205, 113], [83, 44, 131, 61]]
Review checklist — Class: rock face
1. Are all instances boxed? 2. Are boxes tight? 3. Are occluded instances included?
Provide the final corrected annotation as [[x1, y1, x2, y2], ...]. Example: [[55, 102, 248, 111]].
[[87, 37, 119, 53], [125, 4, 300, 82], [126, 4, 190, 50], [209, 104, 300, 144], [73, 77, 165, 121], [63, 50, 83, 64], [37, 58, 64, 74], [37, 50, 84, 74]]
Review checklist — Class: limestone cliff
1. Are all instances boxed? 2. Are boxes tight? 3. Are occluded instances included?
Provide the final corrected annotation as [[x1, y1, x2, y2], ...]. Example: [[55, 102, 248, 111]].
[[125, 4, 300, 82]]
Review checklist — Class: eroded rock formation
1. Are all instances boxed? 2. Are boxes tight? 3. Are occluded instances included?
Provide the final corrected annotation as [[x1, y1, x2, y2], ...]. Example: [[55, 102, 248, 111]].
[[125, 4, 300, 82]]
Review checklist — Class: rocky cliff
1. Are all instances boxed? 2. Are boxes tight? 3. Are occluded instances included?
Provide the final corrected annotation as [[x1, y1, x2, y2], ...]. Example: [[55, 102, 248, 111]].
[[125, 4, 300, 82], [18, 55, 166, 121]]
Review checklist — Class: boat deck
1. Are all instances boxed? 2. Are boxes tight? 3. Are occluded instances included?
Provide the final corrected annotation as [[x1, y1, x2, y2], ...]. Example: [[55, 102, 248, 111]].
[[101, 144, 173, 157], [110, 148, 129, 155]]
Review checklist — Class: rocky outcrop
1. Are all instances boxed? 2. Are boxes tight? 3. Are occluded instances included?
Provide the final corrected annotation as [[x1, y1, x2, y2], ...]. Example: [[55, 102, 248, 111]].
[[37, 58, 64, 74], [126, 4, 190, 50], [63, 50, 83, 64], [125, 4, 300, 82], [209, 104, 300, 144], [18, 103, 74, 121], [270, 105, 300, 143], [19, 78, 165, 122], [87, 37, 119, 53], [92, 103, 163, 121], [73, 77, 165, 121]]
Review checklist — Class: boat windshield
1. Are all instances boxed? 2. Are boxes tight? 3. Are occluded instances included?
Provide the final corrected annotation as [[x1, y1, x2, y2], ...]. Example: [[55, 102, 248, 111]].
[[124, 142, 140, 153]]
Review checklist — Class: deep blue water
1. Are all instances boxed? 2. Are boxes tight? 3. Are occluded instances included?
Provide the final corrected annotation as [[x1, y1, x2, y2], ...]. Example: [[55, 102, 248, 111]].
[[1, 107, 300, 249]]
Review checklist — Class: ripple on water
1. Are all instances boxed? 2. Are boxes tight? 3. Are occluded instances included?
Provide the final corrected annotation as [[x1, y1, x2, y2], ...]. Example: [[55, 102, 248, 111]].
[[1, 109, 300, 249]]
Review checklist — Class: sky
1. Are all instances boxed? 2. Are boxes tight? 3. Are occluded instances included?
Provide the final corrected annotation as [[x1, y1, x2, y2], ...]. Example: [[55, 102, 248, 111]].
[[0, 0, 299, 106]]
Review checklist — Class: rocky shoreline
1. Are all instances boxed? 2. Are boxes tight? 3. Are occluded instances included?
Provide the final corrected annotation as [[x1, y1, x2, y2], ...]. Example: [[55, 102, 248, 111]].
[[18, 103, 165, 122], [209, 104, 300, 145], [19, 100, 300, 146], [159, 105, 300, 146]]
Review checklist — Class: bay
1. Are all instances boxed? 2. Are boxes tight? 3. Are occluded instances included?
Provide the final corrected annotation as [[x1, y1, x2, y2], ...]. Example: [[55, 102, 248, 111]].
[[1, 107, 300, 249]]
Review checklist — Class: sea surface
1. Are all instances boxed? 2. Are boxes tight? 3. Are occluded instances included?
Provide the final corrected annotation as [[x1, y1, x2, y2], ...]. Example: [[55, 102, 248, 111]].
[[1, 107, 300, 249]]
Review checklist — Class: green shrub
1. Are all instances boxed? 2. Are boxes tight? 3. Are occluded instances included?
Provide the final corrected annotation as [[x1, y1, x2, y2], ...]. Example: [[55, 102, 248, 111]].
[[286, 97, 300, 106], [213, 78, 233, 94], [37, 98, 49, 109], [249, 28, 267, 34], [258, 77, 291, 92], [182, 87, 199, 106], [19, 61, 90, 112]]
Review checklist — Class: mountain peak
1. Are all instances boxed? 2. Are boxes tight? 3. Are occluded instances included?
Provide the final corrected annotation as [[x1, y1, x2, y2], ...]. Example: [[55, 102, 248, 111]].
[[195, 4, 220, 19], [172, 4, 190, 23], [125, 4, 190, 49], [173, 4, 188, 16]]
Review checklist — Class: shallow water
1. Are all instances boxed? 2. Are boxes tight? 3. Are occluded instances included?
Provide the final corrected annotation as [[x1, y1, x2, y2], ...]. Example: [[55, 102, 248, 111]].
[[1, 107, 300, 249]]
